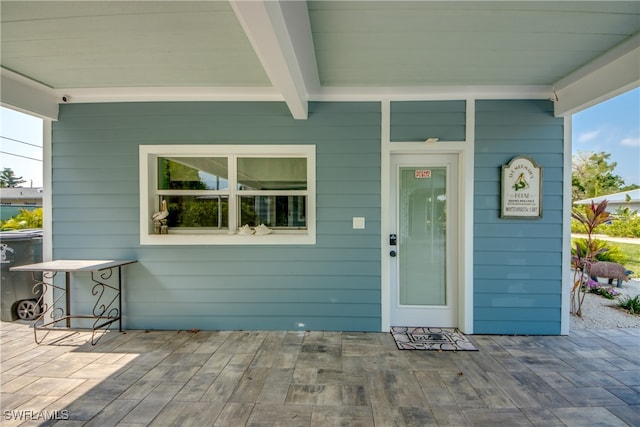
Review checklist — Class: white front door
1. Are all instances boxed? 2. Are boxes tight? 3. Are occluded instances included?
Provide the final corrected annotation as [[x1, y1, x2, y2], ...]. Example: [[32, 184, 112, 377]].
[[390, 154, 459, 327]]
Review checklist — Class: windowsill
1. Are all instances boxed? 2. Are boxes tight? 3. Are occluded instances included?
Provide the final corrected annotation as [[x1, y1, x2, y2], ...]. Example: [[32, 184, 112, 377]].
[[140, 232, 315, 246]]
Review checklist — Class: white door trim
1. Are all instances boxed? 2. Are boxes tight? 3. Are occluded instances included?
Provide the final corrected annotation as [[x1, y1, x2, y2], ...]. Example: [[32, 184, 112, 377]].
[[390, 153, 459, 327], [380, 99, 474, 333]]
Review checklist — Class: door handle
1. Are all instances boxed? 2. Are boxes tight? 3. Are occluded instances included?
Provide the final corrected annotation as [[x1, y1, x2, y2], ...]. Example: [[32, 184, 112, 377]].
[[390, 250, 397, 257]]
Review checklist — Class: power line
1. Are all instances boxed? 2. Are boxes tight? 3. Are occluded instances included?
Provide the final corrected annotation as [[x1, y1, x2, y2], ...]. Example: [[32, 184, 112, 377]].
[[0, 135, 42, 149], [0, 150, 42, 162]]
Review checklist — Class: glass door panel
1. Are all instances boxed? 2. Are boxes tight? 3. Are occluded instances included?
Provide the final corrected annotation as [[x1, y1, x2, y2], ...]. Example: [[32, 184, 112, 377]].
[[399, 167, 447, 306]]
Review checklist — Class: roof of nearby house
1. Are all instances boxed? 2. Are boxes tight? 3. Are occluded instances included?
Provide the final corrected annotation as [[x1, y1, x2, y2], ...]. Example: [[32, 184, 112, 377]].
[[1, 1, 639, 120], [573, 188, 640, 205], [0, 187, 44, 201]]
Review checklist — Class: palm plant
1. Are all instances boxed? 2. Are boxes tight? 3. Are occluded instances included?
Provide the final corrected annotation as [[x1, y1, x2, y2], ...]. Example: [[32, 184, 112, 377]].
[[570, 200, 610, 316]]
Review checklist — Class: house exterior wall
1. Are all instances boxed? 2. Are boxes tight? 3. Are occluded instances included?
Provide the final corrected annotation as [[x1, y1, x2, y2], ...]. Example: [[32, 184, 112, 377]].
[[390, 100, 466, 141], [50, 98, 565, 334], [52, 101, 382, 331], [0, 188, 43, 220], [574, 189, 640, 215], [474, 100, 564, 334]]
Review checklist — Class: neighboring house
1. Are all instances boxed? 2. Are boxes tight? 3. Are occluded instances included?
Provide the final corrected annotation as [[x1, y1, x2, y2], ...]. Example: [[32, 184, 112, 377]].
[[0, 187, 43, 221], [573, 189, 640, 215], [1, 1, 639, 336]]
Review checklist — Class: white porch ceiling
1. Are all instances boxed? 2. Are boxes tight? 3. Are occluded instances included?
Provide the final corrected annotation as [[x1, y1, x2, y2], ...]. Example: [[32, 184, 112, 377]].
[[1, 1, 639, 119]]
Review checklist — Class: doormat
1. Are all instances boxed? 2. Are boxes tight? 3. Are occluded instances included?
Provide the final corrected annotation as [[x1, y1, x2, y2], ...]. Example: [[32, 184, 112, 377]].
[[390, 327, 477, 351]]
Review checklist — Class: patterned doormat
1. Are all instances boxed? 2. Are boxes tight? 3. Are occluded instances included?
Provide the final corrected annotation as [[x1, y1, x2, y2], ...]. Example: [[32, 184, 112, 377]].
[[390, 327, 477, 351]]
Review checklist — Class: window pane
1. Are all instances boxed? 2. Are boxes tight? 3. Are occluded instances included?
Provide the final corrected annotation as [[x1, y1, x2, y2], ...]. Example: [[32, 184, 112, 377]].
[[237, 157, 307, 190], [239, 196, 306, 228], [162, 196, 228, 228], [158, 157, 228, 190]]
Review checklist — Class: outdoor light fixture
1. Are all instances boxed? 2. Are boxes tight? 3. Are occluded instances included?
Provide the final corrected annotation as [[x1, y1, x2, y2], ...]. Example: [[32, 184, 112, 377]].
[[424, 137, 439, 144]]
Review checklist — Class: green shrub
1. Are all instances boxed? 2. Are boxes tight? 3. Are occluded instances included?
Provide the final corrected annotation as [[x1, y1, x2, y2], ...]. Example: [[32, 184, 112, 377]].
[[603, 213, 640, 238], [571, 217, 584, 234], [572, 204, 640, 238], [618, 295, 640, 315], [595, 243, 629, 264], [0, 208, 43, 230], [572, 239, 629, 264]]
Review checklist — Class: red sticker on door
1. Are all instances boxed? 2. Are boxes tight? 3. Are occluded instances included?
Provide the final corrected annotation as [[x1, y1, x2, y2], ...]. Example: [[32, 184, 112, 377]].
[[415, 170, 431, 178]]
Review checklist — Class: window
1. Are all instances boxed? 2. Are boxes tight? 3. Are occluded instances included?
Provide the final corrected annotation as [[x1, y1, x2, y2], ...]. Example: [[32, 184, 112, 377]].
[[140, 145, 315, 245]]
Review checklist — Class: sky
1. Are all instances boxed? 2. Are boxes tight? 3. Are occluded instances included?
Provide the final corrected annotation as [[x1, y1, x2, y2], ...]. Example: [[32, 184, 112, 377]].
[[0, 87, 639, 189], [0, 108, 43, 187], [572, 87, 640, 187]]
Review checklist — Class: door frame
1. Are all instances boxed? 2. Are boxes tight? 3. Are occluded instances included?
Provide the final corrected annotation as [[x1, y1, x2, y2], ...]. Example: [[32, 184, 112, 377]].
[[389, 153, 459, 327], [380, 100, 475, 333]]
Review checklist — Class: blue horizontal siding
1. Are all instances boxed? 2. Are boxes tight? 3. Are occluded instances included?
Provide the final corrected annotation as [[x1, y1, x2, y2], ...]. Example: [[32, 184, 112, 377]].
[[52, 101, 382, 331], [474, 237, 560, 252], [475, 251, 561, 266], [474, 294, 561, 308], [475, 266, 562, 280], [474, 100, 564, 335], [475, 209, 564, 224], [125, 274, 380, 290], [390, 100, 466, 141], [475, 279, 561, 294], [126, 289, 380, 304], [125, 315, 378, 332]]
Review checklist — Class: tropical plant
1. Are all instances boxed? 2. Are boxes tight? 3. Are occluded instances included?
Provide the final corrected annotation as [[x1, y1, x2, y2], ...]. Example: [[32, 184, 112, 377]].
[[572, 239, 628, 265], [572, 152, 624, 201], [618, 295, 640, 315], [0, 208, 43, 230], [570, 200, 611, 316]]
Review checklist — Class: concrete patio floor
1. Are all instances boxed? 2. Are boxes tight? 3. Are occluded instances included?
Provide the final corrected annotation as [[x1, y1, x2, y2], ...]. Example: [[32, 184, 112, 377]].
[[0, 321, 638, 426]]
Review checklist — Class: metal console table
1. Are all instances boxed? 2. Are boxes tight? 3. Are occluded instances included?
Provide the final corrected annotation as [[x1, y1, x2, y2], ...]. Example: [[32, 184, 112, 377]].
[[10, 260, 137, 345]]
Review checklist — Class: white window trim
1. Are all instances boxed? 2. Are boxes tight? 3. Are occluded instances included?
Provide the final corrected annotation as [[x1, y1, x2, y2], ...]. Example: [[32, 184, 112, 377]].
[[139, 144, 316, 245]]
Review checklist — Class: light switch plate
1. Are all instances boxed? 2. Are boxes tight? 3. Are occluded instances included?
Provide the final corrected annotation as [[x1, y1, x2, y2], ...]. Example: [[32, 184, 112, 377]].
[[352, 217, 365, 229]]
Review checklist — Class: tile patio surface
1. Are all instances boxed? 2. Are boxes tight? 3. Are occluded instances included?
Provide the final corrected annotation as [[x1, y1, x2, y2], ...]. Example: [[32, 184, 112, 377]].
[[0, 321, 639, 426]]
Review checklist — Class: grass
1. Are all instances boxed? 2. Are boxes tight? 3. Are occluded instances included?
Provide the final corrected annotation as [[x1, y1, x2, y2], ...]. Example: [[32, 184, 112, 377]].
[[612, 242, 640, 278], [571, 239, 640, 278]]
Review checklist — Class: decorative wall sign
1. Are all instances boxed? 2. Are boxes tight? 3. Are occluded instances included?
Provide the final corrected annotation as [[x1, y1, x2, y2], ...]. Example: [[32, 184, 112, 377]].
[[501, 156, 542, 218]]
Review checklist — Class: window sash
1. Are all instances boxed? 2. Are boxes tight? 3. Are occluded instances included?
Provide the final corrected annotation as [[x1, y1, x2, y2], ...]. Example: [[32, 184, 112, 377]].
[[237, 157, 307, 191], [158, 156, 229, 190], [152, 154, 309, 231], [238, 195, 307, 229], [160, 195, 229, 229]]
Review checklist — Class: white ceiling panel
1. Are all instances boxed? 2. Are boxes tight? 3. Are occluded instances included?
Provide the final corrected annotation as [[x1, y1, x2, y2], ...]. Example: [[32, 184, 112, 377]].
[[309, 1, 639, 86], [1, 1, 269, 87], [1, 1, 638, 118]]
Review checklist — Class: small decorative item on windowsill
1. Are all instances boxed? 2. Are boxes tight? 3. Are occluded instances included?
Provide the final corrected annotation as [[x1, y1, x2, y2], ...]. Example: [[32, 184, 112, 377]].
[[152, 200, 169, 234], [237, 224, 254, 235], [254, 224, 272, 235]]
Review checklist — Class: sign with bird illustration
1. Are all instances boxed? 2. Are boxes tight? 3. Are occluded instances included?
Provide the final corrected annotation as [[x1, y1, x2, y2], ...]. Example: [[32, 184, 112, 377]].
[[501, 156, 542, 218]]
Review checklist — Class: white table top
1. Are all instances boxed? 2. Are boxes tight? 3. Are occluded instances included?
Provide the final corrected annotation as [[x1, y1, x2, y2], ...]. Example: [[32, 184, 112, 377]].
[[10, 260, 137, 272]]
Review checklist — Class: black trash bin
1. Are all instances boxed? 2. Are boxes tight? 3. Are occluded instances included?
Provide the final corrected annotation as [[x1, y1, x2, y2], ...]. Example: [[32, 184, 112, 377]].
[[0, 229, 43, 321]]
